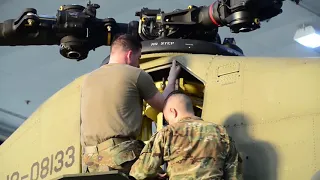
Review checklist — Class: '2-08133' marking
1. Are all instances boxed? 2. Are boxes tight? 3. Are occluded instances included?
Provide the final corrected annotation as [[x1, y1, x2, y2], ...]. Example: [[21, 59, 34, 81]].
[[6, 146, 75, 180]]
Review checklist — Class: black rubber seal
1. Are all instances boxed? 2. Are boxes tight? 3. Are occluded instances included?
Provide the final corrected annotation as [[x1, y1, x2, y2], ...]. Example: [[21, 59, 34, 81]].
[[141, 39, 244, 56], [100, 39, 244, 66]]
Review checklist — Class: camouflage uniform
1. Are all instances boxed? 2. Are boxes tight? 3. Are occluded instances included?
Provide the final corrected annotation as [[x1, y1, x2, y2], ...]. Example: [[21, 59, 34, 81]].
[[129, 117, 243, 180], [82, 139, 145, 175]]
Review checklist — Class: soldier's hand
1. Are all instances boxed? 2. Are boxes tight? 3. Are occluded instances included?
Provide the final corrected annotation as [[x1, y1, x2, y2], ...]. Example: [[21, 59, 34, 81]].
[[156, 173, 168, 180], [168, 60, 181, 83]]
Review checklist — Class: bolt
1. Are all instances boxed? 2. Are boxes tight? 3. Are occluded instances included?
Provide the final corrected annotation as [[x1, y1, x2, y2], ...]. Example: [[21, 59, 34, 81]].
[[27, 19, 35, 25]]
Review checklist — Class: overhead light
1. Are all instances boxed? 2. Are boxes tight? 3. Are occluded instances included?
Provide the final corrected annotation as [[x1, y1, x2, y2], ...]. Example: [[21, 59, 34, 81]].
[[294, 25, 320, 48]]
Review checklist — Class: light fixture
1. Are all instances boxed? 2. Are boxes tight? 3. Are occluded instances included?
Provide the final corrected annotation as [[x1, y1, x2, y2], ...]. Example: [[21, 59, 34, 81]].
[[294, 25, 320, 48]]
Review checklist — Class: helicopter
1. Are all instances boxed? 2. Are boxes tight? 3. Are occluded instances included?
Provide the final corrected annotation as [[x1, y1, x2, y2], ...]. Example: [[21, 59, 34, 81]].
[[0, 0, 319, 179]]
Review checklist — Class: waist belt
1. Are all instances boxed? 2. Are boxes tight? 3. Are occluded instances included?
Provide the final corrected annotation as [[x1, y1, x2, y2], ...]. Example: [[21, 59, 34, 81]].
[[83, 137, 133, 154]]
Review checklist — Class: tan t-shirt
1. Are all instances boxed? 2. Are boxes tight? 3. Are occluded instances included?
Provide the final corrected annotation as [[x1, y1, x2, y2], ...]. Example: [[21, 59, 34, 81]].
[[80, 63, 158, 146]]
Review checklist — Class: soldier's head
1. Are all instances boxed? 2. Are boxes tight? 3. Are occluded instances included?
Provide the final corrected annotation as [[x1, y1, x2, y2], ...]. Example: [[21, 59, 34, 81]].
[[109, 34, 142, 67], [163, 91, 195, 124]]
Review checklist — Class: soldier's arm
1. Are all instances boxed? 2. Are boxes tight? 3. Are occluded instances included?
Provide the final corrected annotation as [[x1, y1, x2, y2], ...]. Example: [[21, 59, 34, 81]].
[[129, 131, 166, 180], [137, 60, 180, 112], [223, 137, 243, 180]]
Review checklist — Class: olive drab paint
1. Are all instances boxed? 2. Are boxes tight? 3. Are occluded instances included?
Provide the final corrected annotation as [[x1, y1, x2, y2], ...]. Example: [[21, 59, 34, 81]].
[[0, 76, 84, 180], [7, 146, 75, 180], [0, 53, 320, 180]]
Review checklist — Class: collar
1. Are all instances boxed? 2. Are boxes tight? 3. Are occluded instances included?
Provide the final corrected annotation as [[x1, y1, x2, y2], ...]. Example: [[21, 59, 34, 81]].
[[178, 116, 203, 122]]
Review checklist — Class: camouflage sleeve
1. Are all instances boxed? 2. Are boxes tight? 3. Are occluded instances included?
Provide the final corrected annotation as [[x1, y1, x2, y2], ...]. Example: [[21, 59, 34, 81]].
[[223, 136, 243, 180], [129, 131, 166, 180]]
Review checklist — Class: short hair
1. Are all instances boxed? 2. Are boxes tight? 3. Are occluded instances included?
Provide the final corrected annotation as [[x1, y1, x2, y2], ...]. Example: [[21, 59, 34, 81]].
[[163, 90, 183, 108], [163, 90, 194, 112], [110, 34, 142, 53]]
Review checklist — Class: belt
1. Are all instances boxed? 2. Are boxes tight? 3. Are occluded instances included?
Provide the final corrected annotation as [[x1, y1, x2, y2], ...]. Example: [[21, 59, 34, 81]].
[[82, 137, 133, 154]]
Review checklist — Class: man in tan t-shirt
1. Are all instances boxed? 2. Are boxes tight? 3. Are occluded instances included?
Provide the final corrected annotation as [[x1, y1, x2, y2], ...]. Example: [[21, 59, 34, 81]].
[[80, 34, 181, 175]]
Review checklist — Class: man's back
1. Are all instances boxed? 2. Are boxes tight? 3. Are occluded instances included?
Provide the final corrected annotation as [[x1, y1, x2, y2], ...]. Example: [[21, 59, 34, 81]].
[[164, 117, 240, 179], [130, 117, 242, 179], [80, 63, 157, 146]]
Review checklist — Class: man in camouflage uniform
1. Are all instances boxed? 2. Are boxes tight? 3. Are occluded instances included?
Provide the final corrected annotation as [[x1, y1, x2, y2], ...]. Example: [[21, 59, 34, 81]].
[[130, 91, 243, 180], [80, 34, 181, 175]]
